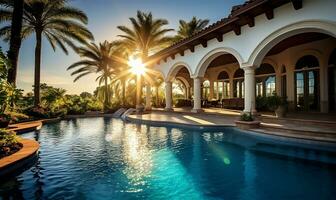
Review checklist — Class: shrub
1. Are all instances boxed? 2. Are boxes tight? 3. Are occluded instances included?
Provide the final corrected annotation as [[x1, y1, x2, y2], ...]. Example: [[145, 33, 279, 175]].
[[24, 106, 49, 119], [267, 94, 287, 111], [175, 99, 192, 108], [5, 111, 29, 123], [240, 112, 254, 121], [256, 96, 269, 111], [0, 129, 22, 158]]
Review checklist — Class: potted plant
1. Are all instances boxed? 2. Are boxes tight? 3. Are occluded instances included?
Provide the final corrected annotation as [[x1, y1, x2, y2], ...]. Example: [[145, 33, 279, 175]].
[[0, 113, 11, 128], [235, 112, 260, 130], [267, 94, 288, 118]]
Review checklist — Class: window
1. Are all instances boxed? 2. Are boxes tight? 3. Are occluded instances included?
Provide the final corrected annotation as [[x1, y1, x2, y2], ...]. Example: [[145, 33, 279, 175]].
[[255, 63, 276, 97], [233, 68, 244, 98]]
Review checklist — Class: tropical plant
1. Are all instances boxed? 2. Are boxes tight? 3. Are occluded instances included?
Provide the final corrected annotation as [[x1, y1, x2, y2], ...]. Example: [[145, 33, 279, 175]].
[[0, 128, 21, 158], [67, 41, 120, 111], [240, 112, 254, 121], [117, 11, 173, 108], [0, 0, 94, 106], [174, 17, 209, 42]]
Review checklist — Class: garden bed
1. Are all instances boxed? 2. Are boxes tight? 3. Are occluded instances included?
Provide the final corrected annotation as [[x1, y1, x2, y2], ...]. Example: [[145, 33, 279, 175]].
[[0, 129, 23, 159]]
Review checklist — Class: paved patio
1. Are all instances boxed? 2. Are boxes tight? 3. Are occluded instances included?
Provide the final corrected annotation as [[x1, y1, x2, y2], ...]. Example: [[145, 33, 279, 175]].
[[128, 109, 336, 143]]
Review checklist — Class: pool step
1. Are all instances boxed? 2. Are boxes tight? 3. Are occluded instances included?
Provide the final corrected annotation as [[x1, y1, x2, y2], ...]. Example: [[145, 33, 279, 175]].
[[251, 126, 336, 143], [121, 108, 136, 121], [112, 108, 127, 118], [260, 116, 336, 130]]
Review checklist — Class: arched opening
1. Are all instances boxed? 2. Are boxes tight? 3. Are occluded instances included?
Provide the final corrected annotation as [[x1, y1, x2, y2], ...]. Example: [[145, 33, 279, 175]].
[[328, 49, 336, 111], [255, 63, 276, 97], [202, 80, 210, 99], [171, 66, 192, 108], [295, 55, 320, 111], [254, 31, 336, 112], [233, 68, 244, 99], [195, 51, 241, 108]]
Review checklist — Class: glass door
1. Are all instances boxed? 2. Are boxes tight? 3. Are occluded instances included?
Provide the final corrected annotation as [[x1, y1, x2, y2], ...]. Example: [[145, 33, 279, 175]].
[[295, 70, 319, 111]]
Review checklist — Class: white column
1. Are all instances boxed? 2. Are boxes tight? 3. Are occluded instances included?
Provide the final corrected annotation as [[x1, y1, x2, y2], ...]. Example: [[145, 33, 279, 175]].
[[287, 66, 295, 111], [276, 72, 281, 96], [209, 80, 214, 100], [216, 82, 219, 99], [229, 78, 234, 98], [186, 86, 190, 99], [164, 81, 173, 111], [192, 77, 203, 113], [320, 59, 329, 113], [243, 66, 257, 114], [145, 84, 152, 111]]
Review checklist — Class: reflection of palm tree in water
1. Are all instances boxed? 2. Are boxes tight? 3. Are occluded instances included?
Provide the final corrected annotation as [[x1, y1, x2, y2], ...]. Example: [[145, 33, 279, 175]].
[[32, 130, 43, 200]]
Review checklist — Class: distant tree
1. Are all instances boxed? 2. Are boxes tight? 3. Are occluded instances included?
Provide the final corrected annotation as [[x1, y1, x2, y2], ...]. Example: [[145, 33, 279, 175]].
[[117, 11, 173, 109], [67, 41, 117, 111], [174, 17, 209, 42], [80, 92, 92, 99]]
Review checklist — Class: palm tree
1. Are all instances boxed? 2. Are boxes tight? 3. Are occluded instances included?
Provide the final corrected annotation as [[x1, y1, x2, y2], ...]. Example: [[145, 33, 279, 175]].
[[0, 0, 93, 106], [117, 11, 173, 110], [0, 0, 24, 85], [67, 41, 118, 111], [174, 17, 209, 42]]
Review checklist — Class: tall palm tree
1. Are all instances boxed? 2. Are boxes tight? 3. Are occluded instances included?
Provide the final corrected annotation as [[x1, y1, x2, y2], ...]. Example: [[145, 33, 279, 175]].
[[67, 41, 118, 111], [0, 0, 93, 106], [0, 0, 24, 85], [117, 11, 173, 110], [174, 17, 209, 42]]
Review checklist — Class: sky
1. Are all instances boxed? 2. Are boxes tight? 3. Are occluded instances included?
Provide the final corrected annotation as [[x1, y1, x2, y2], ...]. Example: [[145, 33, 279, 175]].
[[0, 0, 245, 94]]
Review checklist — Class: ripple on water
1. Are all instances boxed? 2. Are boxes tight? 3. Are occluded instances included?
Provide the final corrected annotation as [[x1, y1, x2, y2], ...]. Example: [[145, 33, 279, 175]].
[[0, 118, 335, 200]]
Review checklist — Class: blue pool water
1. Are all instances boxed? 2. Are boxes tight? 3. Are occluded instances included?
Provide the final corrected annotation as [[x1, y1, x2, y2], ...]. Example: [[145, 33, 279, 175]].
[[0, 117, 335, 200]]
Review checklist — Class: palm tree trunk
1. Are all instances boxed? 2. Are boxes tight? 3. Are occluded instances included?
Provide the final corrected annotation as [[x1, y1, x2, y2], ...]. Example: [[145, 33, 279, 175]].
[[34, 30, 42, 107], [7, 0, 24, 85], [122, 79, 126, 107], [136, 74, 142, 109], [104, 77, 108, 112], [156, 86, 159, 107]]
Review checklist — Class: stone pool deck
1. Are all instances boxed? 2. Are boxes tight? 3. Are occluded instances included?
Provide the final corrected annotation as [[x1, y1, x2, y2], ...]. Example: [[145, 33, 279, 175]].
[[127, 110, 336, 143]]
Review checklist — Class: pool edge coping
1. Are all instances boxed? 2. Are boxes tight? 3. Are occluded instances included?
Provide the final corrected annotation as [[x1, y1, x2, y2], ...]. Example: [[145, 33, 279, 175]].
[[0, 138, 39, 177], [125, 114, 336, 145]]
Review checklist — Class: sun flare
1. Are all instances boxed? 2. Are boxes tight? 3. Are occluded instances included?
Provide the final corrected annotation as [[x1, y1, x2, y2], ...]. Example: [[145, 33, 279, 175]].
[[128, 56, 146, 75]]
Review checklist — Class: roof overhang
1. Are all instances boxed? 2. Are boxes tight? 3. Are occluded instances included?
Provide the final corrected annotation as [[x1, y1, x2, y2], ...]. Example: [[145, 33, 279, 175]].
[[148, 0, 303, 65]]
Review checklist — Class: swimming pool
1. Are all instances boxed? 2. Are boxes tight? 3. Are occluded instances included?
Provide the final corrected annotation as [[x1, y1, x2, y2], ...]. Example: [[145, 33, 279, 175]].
[[1, 117, 335, 199]]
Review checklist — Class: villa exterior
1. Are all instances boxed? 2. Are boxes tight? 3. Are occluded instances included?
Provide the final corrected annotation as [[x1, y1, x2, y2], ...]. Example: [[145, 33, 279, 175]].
[[150, 0, 336, 114]]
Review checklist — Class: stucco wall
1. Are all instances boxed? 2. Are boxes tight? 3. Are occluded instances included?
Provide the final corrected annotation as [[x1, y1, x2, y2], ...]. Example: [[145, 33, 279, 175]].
[[154, 0, 336, 81]]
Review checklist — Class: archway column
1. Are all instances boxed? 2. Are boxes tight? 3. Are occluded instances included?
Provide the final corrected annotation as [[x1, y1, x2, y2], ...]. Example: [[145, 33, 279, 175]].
[[186, 86, 190, 99], [209, 80, 214, 100], [243, 66, 257, 114], [192, 77, 203, 113], [164, 81, 173, 111], [145, 84, 152, 111], [229, 77, 234, 98], [320, 59, 329, 113]]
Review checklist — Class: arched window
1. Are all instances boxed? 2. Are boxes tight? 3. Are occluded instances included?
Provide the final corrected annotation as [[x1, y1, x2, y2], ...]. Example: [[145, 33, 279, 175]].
[[255, 63, 276, 97], [295, 55, 320, 111], [233, 68, 244, 98], [296, 55, 319, 69], [202, 80, 210, 99]]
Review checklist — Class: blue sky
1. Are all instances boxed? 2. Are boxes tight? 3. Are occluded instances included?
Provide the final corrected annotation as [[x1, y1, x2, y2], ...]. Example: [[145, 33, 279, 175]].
[[0, 0, 244, 94]]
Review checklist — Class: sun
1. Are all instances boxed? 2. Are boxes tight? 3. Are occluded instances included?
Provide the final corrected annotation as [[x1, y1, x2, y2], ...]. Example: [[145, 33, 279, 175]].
[[128, 56, 146, 75]]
